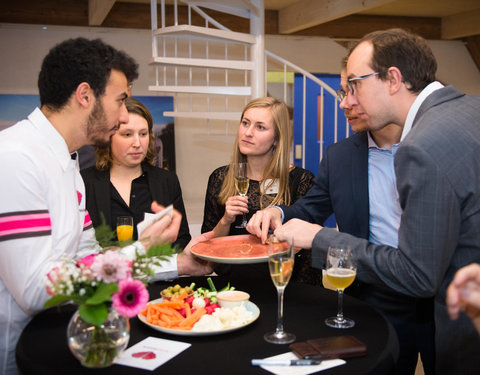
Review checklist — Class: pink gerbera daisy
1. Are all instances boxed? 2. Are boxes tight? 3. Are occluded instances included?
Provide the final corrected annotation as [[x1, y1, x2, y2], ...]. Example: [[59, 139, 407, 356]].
[[112, 278, 149, 317], [91, 251, 130, 283], [76, 254, 97, 268]]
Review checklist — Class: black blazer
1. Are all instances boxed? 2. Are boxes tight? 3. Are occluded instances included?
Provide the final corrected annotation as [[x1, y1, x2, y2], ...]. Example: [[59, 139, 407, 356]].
[[81, 163, 191, 250]]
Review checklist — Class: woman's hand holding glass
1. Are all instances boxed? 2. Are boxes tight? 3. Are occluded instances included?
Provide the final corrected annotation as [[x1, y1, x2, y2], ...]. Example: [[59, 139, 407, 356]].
[[324, 246, 356, 329], [221, 195, 249, 226], [234, 162, 249, 229]]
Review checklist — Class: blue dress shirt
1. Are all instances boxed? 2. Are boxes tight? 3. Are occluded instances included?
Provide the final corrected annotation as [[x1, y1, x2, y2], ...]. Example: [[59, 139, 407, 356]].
[[367, 132, 402, 247]]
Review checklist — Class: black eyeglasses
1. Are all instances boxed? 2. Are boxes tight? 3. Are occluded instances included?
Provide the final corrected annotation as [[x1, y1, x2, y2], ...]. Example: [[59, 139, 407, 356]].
[[335, 89, 346, 102], [347, 70, 387, 94]]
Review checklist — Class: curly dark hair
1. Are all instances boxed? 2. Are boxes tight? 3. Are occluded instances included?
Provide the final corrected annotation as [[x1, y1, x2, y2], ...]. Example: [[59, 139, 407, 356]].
[[38, 37, 138, 111], [347, 28, 437, 93]]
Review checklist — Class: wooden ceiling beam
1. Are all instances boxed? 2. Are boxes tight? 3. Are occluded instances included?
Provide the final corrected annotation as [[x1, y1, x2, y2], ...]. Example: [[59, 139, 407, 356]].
[[0, 0, 88, 27], [463, 35, 480, 72], [442, 8, 480, 39], [278, 0, 396, 34], [290, 15, 441, 41], [88, 0, 116, 26], [100, 3, 279, 34]]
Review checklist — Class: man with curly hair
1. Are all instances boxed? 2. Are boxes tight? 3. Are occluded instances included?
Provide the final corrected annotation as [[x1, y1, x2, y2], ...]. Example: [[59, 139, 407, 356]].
[[0, 38, 211, 375]]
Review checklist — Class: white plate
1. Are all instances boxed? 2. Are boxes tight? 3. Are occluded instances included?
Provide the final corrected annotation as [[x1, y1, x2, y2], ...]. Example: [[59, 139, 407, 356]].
[[138, 298, 260, 336]]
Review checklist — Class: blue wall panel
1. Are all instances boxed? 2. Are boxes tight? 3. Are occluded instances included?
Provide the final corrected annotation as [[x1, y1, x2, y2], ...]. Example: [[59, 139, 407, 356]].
[[293, 73, 350, 228]]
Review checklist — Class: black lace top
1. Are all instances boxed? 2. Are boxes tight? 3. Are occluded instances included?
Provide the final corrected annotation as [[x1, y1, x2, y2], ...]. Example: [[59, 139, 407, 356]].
[[201, 165, 322, 285]]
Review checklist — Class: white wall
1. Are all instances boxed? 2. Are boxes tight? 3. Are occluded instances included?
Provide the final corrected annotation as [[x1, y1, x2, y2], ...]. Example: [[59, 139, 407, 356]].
[[1, 23, 480, 224]]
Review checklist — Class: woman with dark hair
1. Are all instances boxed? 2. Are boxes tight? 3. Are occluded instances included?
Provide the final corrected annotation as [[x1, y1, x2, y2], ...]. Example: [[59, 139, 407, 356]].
[[81, 97, 191, 249]]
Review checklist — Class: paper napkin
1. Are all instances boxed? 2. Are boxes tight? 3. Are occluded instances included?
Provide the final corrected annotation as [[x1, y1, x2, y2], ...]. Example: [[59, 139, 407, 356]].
[[255, 352, 345, 375], [137, 204, 173, 237], [115, 337, 190, 371]]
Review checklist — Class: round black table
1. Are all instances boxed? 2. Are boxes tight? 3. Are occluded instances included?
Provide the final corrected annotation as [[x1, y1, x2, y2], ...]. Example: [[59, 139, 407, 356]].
[[16, 273, 398, 374]]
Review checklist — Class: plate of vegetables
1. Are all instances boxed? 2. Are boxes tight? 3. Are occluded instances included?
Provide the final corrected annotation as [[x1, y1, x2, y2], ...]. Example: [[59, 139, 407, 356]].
[[138, 278, 260, 336]]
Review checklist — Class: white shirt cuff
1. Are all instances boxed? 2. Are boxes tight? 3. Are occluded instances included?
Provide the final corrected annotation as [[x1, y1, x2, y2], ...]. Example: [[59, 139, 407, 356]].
[[118, 242, 146, 260], [119, 242, 179, 281], [153, 253, 178, 281], [274, 206, 285, 223]]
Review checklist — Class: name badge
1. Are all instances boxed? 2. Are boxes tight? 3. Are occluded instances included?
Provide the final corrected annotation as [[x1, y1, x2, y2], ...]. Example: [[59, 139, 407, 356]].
[[262, 179, 279, 195]]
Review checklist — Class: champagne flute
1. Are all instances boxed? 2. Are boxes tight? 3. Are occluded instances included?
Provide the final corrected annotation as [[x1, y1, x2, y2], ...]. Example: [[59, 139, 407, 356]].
[[264, 235, 296, 344], [324, 246, 356, 329], [116, 216, 134, 242], [234, 162, 249, 229]]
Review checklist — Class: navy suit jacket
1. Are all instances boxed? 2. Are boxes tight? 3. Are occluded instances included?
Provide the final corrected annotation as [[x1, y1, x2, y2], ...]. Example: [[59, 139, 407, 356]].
[[282, 131, 369, 239], [81, 163, 191, 250]]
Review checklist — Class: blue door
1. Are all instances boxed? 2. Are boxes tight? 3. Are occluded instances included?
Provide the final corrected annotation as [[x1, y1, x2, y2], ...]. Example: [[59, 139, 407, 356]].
[[293, 73, 351, 227]]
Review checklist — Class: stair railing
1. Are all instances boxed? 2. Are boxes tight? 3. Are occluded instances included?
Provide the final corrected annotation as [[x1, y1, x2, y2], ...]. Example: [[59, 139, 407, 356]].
[[149, 0, 347, 166]]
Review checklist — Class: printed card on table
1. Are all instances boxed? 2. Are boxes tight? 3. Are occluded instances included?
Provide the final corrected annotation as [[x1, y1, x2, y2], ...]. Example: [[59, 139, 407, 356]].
[[115, 336, 191, 371]]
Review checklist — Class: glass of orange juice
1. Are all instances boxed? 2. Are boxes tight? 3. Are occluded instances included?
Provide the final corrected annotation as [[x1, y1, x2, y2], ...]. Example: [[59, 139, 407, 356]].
[[116, 216, 134, 242]]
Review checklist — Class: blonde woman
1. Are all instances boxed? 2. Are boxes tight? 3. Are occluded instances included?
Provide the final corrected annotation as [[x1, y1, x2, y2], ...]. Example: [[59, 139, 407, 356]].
[[201, 97, 318, 283]]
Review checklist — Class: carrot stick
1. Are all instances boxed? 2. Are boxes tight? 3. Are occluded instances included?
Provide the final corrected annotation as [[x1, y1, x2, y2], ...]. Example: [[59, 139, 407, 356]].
[[156, 300, 184, 309], [179, 307, 205, 327]]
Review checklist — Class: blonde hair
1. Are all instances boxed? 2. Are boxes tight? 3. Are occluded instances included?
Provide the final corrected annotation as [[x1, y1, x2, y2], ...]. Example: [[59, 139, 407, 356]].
[[95, 97, 157, 170], [218, 97, 292, 208]]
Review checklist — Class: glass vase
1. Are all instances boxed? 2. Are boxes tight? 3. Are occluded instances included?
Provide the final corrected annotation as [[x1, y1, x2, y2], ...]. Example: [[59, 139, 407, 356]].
[[67, 308, 130, 368]]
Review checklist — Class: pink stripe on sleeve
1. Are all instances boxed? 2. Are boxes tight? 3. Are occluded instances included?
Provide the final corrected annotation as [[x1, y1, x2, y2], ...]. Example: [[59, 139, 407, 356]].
[[84, 211, 92, 228], [0, 211, 52, 239]]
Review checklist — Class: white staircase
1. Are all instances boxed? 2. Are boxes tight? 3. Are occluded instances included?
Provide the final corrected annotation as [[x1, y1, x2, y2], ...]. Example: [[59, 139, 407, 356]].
[[148, 0, 344, 165]]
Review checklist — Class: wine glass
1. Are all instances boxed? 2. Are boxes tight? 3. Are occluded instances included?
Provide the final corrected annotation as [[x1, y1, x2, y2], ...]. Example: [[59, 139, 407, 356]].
[[264, 235, 296, 344], [324, 246, 356, 329], [234, 162, 250, 229], [116, 216, 134, 242]]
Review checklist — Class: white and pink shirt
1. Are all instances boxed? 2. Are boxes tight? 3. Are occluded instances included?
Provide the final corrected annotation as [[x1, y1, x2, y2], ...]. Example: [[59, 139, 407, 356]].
[[0, 108, 178, 375], [0, 108, 99, 374]]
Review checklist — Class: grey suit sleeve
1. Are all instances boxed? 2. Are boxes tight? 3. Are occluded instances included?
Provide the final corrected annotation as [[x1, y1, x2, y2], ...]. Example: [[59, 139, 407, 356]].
[[313, 141, 459, 298]]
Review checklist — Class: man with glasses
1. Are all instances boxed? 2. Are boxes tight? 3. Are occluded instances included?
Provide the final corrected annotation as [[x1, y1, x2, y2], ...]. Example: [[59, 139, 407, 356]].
[[276, 28, 480, 374], [248, 63, 436, 373]]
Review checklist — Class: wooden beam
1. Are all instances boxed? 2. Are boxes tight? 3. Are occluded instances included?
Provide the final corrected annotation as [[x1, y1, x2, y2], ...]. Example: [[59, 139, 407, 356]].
[[463, 35, 480, 73], [100, 3, 278, 34], [0, 0, 88, 27], [278, 0, 396, 34], [101, 2, 152, 29], [442, 8, 480, 39], [88, 0, 116, 26], [291, 15, 442, 40]]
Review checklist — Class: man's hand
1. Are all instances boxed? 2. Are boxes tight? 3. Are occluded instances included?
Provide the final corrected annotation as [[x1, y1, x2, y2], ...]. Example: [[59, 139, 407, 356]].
[[246, 207, 282, 243], [274, 218, 322, 249], [447, 263, 480, 334], [177, 231, 215, 276], [139, 202, 181, 249]]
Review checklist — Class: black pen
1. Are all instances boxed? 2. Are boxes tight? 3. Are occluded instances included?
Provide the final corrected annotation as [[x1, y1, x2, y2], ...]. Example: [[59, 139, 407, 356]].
[[251, 359, 321, 366]]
